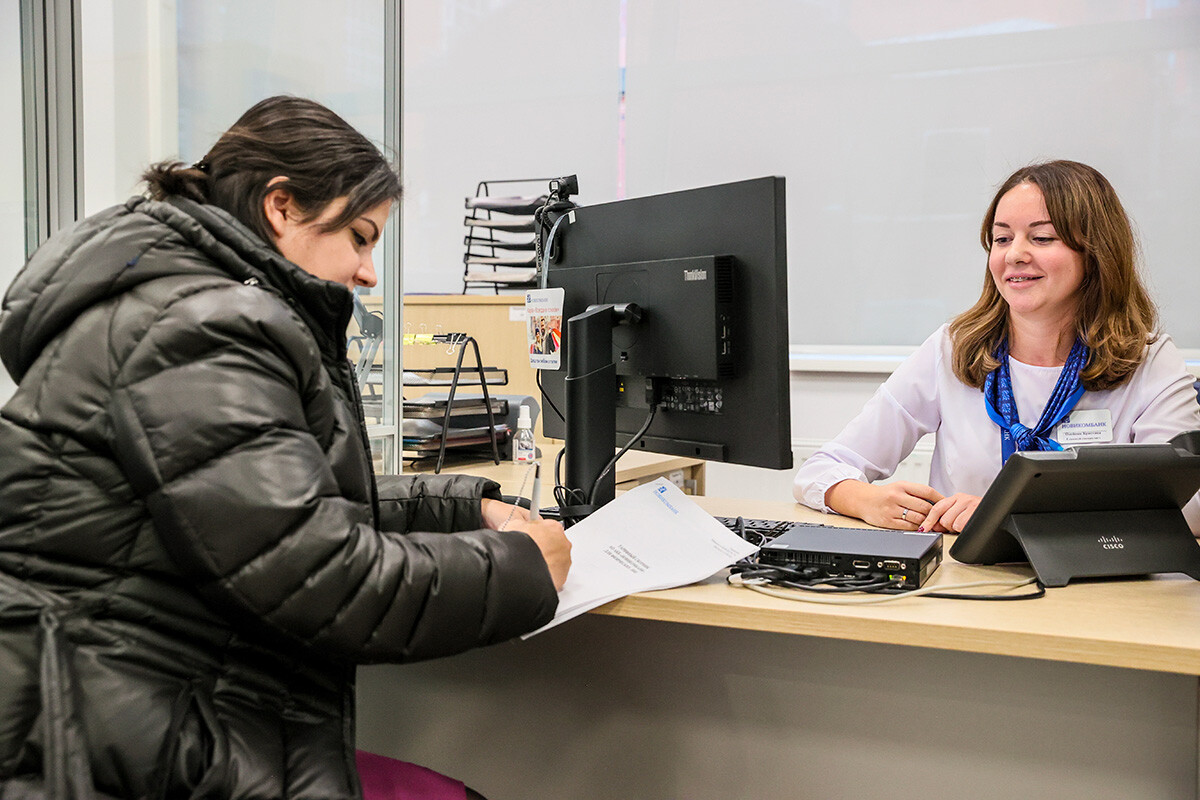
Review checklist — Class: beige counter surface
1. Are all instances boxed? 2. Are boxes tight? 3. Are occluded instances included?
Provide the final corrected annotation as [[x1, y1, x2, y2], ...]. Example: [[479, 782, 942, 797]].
[[588, 496, 1200, 675]]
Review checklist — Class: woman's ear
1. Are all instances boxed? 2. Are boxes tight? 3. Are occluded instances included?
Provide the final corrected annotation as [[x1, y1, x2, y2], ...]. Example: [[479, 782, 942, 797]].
[[262, 176, 293, 240]]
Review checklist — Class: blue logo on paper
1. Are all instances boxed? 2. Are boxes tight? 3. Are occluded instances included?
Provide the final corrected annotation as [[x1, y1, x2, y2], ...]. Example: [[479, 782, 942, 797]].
[[652, 483, 679, 514]]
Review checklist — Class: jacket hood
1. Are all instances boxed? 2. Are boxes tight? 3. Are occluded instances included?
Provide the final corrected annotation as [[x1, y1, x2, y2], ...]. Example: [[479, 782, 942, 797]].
[[0, 196, 353, 383]]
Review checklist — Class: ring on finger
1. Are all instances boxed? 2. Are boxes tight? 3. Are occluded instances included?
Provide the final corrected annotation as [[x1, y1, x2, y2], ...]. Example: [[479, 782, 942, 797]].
[[901, 508, 909, 521]]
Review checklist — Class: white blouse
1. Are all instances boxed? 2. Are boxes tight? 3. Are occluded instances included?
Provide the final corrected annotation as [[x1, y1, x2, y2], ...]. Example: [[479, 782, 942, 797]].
[[793, 324, 1200, 530]]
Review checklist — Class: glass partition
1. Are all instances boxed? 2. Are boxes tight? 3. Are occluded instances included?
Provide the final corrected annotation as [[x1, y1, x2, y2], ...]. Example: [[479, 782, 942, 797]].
[[0, 1, 23, 404], [77, 0, 400, 471]]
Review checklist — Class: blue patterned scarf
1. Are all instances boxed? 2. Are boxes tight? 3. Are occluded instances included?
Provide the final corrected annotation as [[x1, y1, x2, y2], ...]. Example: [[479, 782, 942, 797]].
[[983, 337, 1089, 464]]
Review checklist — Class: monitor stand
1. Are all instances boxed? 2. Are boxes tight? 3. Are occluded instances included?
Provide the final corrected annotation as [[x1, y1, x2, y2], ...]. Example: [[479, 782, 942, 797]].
[[562, 302, 643, 521], [1001, 509, 1200, 587]]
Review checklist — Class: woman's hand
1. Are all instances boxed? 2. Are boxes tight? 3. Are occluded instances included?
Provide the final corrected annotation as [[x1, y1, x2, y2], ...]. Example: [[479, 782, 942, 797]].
[[921, 493, 981, 533], [480, 497, 529, 530], [480, 499, 571, 590], [508, 518, 572, 591], [825, 479, 944, 531]]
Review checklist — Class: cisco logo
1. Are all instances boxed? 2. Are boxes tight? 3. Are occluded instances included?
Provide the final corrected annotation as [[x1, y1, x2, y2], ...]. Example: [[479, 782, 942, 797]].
[[1098, 535, 1125, 550], [683, 269, 708, 282]]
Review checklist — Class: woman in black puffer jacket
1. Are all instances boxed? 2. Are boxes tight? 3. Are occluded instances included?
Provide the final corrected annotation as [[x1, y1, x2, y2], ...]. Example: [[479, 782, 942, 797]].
[[0, 96, 570, 800]]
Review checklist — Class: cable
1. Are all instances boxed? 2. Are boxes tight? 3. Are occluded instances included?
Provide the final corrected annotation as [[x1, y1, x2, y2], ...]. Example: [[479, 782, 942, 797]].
[[553, 483, 589, 517], [533, 177, 578, 283], [732, 566, 902, 593], [729, 517, 771, 547], [550, 400, 659, 525], [536, 368, 565, 423], [554, 445, 567, 490], [584, 379, 664, 507], [550, 446, 590, 525], [540, 215, 570, 285], [915, 580, 1046, 601], [587, 402, 658, 507], [727, 572, 1043, 605]]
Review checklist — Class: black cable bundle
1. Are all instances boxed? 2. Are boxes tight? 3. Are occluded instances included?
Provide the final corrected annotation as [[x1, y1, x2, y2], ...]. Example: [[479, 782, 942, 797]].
[[726, 517, 1045, 601], [533, 175, 579, 281]]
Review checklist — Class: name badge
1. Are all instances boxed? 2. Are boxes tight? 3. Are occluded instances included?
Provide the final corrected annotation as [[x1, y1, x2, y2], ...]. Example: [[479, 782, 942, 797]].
[[1053, 409, 1113, 445]]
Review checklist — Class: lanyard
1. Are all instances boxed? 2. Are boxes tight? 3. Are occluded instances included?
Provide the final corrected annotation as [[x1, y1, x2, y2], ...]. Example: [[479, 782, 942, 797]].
[[983, 337, 1089, 464]]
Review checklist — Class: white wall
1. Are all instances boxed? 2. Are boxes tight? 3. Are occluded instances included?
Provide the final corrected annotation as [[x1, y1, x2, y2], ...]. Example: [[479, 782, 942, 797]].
[[402, 1, 1200, 349], [401, 2, 619, 296]]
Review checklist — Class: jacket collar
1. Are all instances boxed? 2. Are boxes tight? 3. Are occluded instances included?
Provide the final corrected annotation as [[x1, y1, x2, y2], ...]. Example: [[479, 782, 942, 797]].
[[161, 197, 354, 358]]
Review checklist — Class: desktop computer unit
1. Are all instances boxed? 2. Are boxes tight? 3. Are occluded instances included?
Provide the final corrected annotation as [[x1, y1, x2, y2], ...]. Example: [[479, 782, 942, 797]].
[[754, 523, 944, 588]]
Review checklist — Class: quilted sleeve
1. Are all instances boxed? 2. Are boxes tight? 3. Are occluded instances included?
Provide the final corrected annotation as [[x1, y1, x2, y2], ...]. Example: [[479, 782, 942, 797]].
[[374, 473, 506, 534]]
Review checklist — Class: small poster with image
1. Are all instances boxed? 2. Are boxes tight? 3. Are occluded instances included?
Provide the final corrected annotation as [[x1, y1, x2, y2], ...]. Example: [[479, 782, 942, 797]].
[[526, 288, 564, 370]]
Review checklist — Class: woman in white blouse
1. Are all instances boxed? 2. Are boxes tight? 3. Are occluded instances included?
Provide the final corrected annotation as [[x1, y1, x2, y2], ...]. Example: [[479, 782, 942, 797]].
[[794, 160, 1200, 534]]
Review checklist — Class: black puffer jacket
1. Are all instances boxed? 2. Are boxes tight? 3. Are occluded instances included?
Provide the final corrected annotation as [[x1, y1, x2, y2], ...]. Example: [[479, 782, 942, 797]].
[[0, 197, 557, 799]]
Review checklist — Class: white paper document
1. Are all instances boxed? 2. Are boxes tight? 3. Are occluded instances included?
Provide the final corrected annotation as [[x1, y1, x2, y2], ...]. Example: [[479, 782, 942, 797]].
[[524, 479, 759, 637]]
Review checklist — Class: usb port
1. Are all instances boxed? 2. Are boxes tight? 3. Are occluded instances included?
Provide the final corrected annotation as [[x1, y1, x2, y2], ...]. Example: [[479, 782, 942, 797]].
[[852, 560, 870, 570]]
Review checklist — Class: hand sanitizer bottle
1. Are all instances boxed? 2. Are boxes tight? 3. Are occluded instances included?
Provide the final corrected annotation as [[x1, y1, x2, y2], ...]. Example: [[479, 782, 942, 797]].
[[513, 405, 536, 464]]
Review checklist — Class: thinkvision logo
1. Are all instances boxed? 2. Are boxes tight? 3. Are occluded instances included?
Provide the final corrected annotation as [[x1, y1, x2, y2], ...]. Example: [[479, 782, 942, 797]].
[[683, 269, 708, 281], [1098, 535, 1125, 550]]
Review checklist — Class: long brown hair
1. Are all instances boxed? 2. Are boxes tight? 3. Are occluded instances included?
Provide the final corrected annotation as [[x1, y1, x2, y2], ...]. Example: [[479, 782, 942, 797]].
[[949, 160, 1157, 391], [142, 95, 401, 248]]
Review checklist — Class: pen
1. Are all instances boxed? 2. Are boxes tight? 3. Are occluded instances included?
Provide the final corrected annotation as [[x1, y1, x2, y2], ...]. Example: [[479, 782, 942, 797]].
[[529, 462, 541, 521]]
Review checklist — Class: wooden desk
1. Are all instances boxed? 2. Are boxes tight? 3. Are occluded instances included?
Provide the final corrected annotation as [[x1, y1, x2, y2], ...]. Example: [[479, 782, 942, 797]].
[[597, 497, 1200, 675], [358, 498, 1200, 799], [409, 445, 706, 497]]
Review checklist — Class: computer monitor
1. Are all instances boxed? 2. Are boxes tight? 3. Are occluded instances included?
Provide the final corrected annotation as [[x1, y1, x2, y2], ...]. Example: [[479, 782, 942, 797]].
[[538, 176, 792, 519], [949, 439, 1200, 587]]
